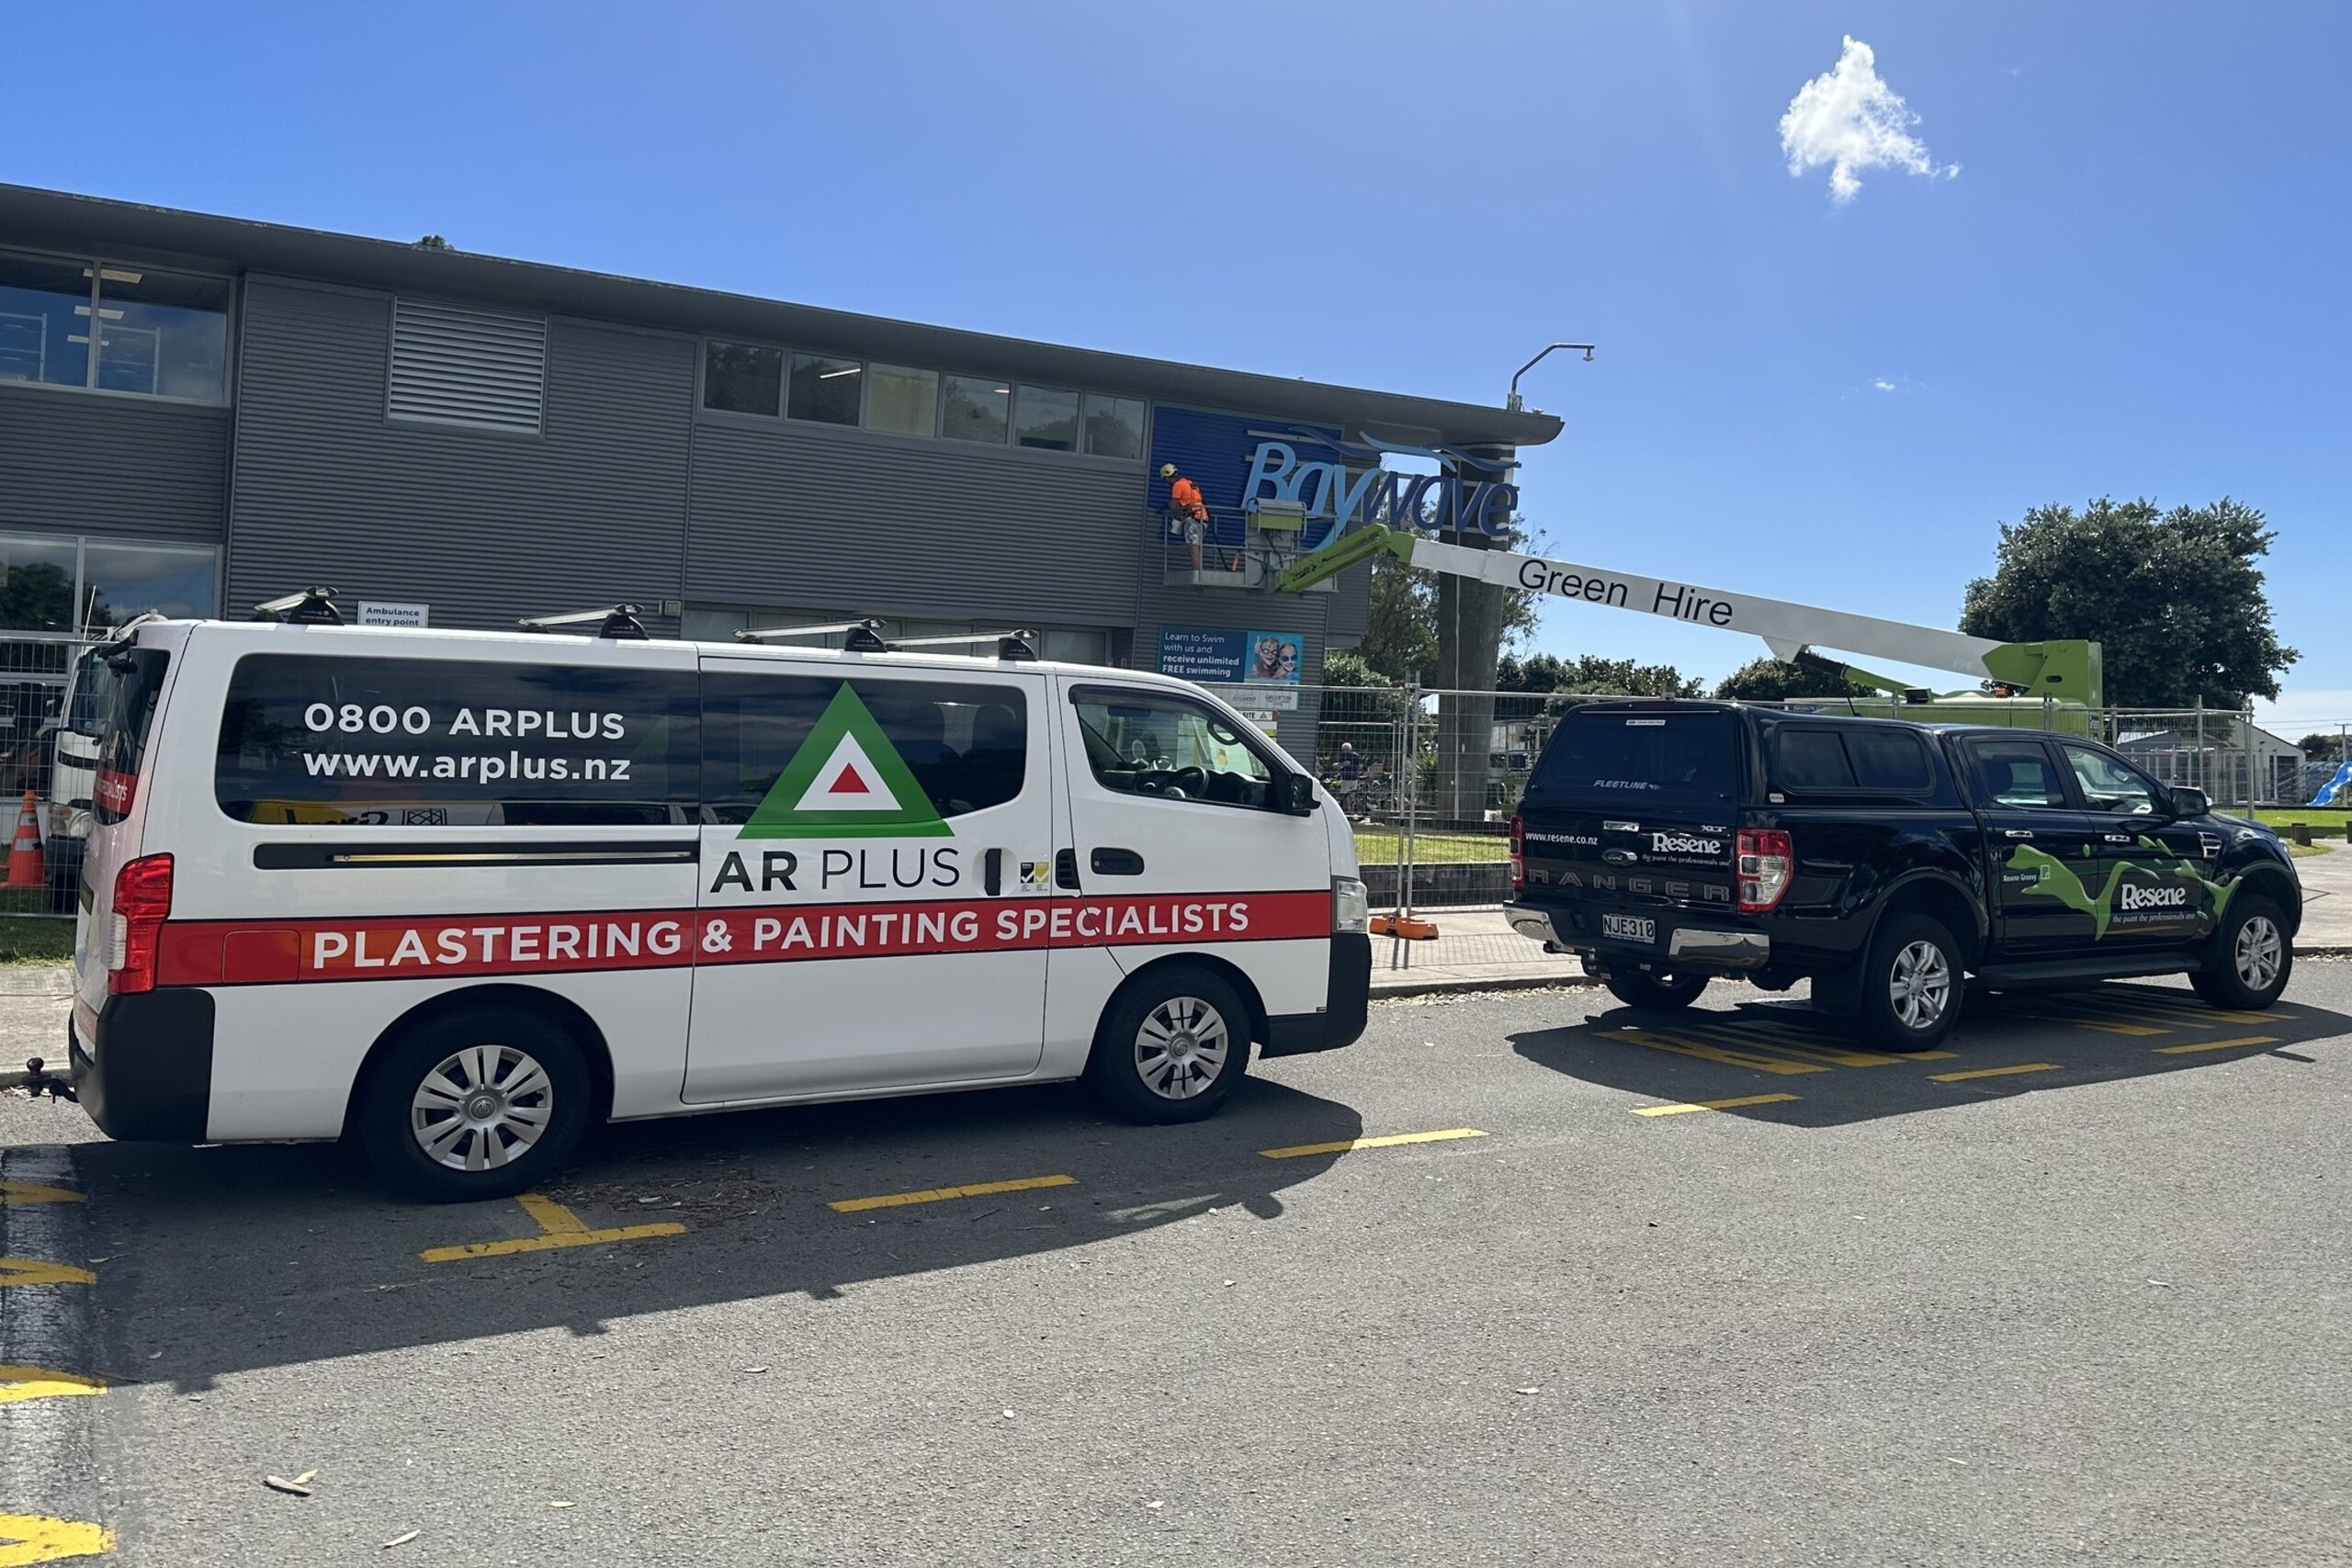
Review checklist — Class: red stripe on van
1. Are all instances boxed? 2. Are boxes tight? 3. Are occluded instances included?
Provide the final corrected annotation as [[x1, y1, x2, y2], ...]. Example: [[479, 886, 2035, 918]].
[[155, 890, 1333, 987]]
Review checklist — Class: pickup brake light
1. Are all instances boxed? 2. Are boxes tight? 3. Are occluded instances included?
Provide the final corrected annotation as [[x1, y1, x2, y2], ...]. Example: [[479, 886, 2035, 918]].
[[1736, 829, 1792, 912]]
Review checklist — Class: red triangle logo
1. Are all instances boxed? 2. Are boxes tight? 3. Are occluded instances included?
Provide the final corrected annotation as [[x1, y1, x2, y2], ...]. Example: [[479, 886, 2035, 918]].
[[828, 762, 870, 795]]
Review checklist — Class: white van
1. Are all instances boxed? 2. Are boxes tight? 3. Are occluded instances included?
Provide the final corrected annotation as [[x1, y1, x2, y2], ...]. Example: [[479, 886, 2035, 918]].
[[68, 614, 1372, 1200]]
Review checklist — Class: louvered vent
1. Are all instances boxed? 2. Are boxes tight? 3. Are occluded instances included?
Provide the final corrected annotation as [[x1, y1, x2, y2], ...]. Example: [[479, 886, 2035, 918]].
[[387, 299, 546, 433]]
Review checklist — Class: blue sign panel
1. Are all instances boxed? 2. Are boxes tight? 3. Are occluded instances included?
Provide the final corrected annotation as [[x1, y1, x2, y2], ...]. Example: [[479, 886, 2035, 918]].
[[1157, 626, 1305, 685]]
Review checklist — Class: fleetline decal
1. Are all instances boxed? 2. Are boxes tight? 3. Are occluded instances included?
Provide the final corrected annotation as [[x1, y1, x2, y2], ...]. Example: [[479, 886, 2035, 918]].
[[153, 892, 1334, 987]]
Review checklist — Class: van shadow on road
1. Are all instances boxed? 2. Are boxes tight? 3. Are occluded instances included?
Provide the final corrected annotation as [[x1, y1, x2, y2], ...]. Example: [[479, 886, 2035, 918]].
[[1510, 980, 2346, 1129], [62, 1076, 1359, 1392]]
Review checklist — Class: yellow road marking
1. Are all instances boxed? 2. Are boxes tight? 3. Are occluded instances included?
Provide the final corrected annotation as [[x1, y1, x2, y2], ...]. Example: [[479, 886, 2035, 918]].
[[2154, 1034, 2279, 1055], [420, 1191, 685, 1263], [0, 1511, 114, 1564], [1632, 1093, 1800, 1117], [0, 1182, 83, 1207], [0, 1366, 106, 1405], [0, 1258, 96, 1290], [2062, 996, 2283, 1029], [1679, 1022, 1905, 1067], [1608, 1028, 1826, 1077], [1929, 1062, 2060, 1082], [2066, 1019, 2169, 1036], [828, 1173, 1078, 1213], [1258, 1128, 1487, 1160]]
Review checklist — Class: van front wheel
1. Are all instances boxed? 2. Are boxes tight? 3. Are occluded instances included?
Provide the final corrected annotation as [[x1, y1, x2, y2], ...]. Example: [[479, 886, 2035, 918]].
[[1086, 967, 1250, 1124], [356, 1008, 592, 1201]]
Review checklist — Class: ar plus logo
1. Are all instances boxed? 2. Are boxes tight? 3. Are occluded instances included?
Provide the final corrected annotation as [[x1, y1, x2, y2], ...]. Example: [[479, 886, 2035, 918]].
[[742, 683, 950, 839]]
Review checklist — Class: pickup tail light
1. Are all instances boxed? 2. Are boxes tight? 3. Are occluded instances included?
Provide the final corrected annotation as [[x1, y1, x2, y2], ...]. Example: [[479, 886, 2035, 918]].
[[1736, 829, 1792, 913], [107, 852, 174, 995], [1509, 814, 1525, 893]]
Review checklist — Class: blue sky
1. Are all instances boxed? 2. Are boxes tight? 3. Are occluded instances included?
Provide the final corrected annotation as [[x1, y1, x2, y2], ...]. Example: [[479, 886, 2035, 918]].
[[9, 3, 2345, 732]]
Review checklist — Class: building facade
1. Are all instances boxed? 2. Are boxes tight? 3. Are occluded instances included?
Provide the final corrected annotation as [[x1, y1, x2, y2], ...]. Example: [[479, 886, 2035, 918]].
[[0, 185, 1560, 757]]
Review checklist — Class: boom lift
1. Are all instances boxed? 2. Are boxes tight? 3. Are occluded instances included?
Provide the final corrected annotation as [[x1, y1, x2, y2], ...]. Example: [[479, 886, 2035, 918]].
[[1274, 523, 2103, 719]]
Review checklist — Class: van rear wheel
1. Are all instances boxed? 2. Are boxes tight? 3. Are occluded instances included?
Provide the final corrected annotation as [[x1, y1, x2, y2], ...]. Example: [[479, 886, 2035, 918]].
[[1086, 967, 1250, 1124], [356, 1007, 591, 1201]]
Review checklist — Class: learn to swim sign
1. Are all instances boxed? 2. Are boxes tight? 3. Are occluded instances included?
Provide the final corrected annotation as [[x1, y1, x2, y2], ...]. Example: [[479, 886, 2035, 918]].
[[742, 683, 950, 839]]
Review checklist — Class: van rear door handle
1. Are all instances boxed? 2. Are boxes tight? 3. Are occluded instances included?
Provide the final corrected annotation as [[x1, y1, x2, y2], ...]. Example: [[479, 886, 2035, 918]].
[[1090, 848, 1146, 876]]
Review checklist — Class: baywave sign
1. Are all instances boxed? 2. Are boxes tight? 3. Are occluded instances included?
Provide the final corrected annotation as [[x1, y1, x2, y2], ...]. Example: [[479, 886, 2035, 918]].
[[1147, 408, 1520, 546]]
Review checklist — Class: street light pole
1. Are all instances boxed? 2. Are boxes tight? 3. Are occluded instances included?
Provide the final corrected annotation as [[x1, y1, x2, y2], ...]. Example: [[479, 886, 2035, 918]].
[[1507, 342, 1595, 412]]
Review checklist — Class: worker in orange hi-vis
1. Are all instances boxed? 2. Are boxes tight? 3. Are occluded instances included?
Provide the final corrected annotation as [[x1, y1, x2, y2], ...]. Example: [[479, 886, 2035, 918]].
[[1159, 462, 1227, 571]]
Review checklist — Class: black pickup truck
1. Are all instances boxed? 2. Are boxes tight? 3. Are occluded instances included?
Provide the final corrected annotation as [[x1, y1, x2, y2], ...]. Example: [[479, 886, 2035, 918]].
[[1503, 701, 2302, 1050]]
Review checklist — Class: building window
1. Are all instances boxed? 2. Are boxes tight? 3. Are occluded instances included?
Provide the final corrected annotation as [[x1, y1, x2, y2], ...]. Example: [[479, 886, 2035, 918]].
[[865, 364, 937, 436], [388, 299, 545, 433], [787, 354, 862, 425], [0, 253, 229, 403], [941, 375, 1010, 445], [704, 342, 782, 415], [1042, 628, 1110, 665], [1012, 386, 1080, 451], [1082, 394, 1146, 459], [0, 532, 218, 636]]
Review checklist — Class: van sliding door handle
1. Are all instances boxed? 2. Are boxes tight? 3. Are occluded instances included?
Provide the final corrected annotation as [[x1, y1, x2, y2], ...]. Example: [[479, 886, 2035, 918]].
[[1090, 848, 1146, 876]]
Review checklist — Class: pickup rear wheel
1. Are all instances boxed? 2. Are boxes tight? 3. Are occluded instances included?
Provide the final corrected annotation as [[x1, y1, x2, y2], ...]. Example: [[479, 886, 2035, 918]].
[[1853, 913, 1962, 1052], [1605, 971, 1708, 1011], [2189, 896, 2291, 1010]]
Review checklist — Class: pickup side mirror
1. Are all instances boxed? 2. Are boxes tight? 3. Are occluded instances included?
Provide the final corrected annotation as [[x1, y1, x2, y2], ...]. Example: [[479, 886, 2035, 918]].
[[1277, 773, 1318, 817], [2168, 785, 2211, 818]]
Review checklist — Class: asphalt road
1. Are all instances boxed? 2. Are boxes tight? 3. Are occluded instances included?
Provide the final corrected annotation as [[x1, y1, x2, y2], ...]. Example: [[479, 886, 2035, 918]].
[[4, 964, 2349, 1566]]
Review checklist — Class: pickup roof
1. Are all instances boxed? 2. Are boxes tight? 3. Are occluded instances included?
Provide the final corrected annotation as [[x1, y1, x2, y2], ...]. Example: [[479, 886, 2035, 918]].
[[1503, 701, 2302, 1049]]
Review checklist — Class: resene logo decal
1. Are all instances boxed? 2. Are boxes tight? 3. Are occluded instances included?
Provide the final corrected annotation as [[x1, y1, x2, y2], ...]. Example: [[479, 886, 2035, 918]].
[[2118, 883, 2190, 911], [1650, 832, 1724, 856], [741, 683, 951, 840]]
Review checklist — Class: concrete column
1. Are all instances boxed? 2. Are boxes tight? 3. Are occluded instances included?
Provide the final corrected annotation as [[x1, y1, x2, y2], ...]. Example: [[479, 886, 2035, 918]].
[[1431, 445, 1516, 821]]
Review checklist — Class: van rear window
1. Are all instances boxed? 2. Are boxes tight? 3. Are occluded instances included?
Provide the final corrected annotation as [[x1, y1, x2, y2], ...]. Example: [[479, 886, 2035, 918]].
[[92, 647, 171, 825], [215, 655, 698, 827], [1527, 711, 1737, 810]]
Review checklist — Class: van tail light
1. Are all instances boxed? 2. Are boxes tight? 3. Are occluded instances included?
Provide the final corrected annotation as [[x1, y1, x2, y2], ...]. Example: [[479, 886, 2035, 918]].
[[107, 852, 174, 995], [1509, 814, 1526, 893], [1736, 829, 1792, 913]]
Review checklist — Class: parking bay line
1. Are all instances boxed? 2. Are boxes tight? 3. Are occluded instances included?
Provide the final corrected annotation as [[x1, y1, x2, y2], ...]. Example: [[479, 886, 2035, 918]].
[[2154, 1034, 2279, 1055], [0, 1181, 85, 1207], [1258, 1129, 1487, 1160], [1632, 1093, 1800, 1118], [1929, 1062, 2061, 1083], [419, 1191, 686, 1263], [0, 1512, 114, 1564], [0, 1365, 106, 1406], [1674, 1022, 1907, 1068], [828, 1174, 1078, 1213], [1606, 1028, 1827, 1077]]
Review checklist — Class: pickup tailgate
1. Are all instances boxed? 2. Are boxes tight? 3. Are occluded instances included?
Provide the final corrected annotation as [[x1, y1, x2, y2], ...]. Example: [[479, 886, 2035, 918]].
[[1518, 708, 1743, 920]]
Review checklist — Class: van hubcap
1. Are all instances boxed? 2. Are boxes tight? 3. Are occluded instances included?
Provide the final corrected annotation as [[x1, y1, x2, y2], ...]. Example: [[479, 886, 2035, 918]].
[[2233, 916, 2283, 991], [1136, 997, 1230, 1100], [1890, 941, 1952, 1032], [411, 1044, 554, 1172]]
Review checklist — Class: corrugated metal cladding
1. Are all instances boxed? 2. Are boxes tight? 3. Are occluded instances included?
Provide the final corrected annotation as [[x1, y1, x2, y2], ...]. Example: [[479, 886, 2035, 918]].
[[0, 384, 226, 544], [387, 299, 547, 433], [687, 423, 1143, 626], [228, 278, 691, 629]]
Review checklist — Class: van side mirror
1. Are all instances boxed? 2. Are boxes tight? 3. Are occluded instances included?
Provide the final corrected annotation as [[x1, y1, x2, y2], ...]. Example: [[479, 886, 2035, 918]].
[[2168, 785, 2210, 818], [1278, 773, 1318, 817]]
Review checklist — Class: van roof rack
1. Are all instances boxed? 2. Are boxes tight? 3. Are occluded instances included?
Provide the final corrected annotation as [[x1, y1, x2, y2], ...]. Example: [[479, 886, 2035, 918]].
[[735, 617, 888, 652], [253, 587, 344, 626], [517, 604, 649, 641], [886, 629, 1039, 661]]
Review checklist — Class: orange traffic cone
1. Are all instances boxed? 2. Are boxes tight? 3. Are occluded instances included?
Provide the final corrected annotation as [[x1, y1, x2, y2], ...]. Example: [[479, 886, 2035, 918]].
[[6, 789, 43, 888]]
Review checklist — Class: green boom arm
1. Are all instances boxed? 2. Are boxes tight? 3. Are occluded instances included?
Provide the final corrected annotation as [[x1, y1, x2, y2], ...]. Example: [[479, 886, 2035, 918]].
[[1274, 524, 2102, 707]]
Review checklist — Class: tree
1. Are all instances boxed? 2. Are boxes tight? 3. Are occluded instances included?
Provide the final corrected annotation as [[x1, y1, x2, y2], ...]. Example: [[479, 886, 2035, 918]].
[[1958, 497, 2298, 707], [1500, 653, 1702, 697], [1713, 657, 1859, 702], [2301, 732, 2348, 763], [1358, 551, 1436, 685]]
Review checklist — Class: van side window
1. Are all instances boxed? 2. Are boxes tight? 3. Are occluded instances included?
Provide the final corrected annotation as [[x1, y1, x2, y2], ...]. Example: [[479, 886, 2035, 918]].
[[700, 673, 1027, 825], [214, 654, 698, 827], [1072, 690, 1274, 809], [1967, 739, 2068, 809]]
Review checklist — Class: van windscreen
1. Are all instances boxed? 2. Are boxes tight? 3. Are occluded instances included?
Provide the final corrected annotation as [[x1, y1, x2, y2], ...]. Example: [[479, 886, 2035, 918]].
[[214, 654, 698, 827], [1527, 711, 1738, 811], [92, 647, 171, 825]]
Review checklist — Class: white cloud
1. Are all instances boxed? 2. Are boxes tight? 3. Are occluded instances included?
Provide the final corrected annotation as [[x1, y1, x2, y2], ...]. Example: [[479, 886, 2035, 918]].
[[1779, 36, 1958, 202], [1872, 378, 1896, 392]]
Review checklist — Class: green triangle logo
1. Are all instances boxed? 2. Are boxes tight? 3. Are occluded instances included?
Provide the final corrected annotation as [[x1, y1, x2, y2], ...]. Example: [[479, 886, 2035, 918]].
[[741, 682, 952, 839]]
